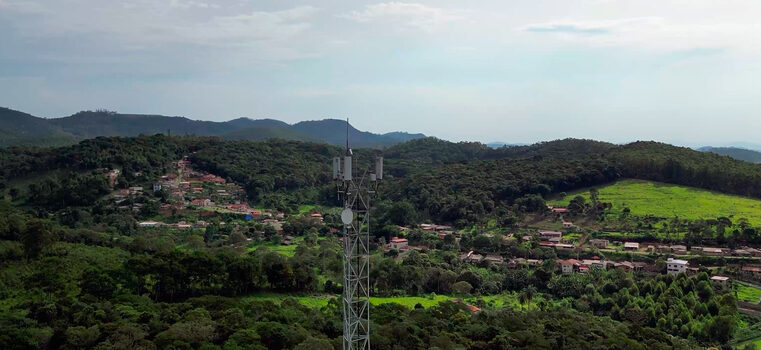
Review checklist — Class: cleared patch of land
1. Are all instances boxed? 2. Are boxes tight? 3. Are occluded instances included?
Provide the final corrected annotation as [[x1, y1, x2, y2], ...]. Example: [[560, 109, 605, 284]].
[[736, 282, 761, 303], [549, 179, 761, 225], [244, 292, 536, 310]]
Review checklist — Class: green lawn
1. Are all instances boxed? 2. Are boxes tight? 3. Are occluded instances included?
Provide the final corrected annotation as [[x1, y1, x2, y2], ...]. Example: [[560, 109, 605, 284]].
[[735, 282, 761, 303], [549, 179, 761, 225]]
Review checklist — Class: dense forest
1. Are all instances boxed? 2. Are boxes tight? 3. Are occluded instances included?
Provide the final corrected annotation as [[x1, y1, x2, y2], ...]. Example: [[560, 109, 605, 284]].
[[0, 200, 736, 349], [5, 135, 761, 225]]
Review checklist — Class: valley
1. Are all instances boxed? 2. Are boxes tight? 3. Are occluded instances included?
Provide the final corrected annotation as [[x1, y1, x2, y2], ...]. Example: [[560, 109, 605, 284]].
[[2, 134, 761, 349]]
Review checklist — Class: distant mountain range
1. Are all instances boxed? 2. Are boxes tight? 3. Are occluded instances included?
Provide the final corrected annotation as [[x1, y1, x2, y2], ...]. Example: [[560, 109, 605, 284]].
[[698, 146, 761, 163], [0, 107, 425, 148]]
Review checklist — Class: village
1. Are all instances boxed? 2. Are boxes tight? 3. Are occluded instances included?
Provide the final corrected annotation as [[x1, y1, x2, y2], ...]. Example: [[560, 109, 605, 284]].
[[103, 160, 761, 295], [383, 206, 761, 291]]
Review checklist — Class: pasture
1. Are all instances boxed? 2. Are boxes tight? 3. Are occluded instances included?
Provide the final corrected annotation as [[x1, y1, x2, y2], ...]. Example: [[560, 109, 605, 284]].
[[549, 179, 761, 226]]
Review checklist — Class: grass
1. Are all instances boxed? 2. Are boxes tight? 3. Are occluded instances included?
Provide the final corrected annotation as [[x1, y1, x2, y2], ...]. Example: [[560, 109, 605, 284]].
[[297, 205, 316, 215], [549, 179, 761, 226], [246, 237, 303, 257], [736, 336, 761, 349], [243, 293, 534, 310], [736, 281, 761, 303]]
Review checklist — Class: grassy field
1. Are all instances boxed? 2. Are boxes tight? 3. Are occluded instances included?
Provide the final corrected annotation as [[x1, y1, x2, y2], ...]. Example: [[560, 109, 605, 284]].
[[549, 179, 761, 225], [243, 292, 533, 310], [736, 336, 761, 349], [735, 282, 761, 303], [247, 237, 303, 257]]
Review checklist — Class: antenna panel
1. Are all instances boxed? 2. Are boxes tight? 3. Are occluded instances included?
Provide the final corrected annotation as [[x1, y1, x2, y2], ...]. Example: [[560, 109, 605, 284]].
[[333, 157, 341, 179], [344, 156, 352, 181]]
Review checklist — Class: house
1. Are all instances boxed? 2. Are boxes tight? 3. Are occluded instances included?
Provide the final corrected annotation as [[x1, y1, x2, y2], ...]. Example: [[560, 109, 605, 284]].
[[614, 261, 634, 271], [539, 241, 555, 247], [623, 242, 640, 251], [558, 259, 580, 274], [539, 231, 562, 240], [734, 249, 752, 257], [589, 239, 608, 249], [483, 255, 505, 265], [562, 221, 574, 228], [310, 213, 324, 221], [555, 243, 574, 250], [192, 187, 204, 193], [551, 207, 569, 213], [138, 221, 161, 227], [465, 253, 483, 264], [389, 237, 408, 251], [702, 247, 724, 256], [666, 258, 689, 275], [227, 203, 249, 212], [174, 221, 192, 230], [129, 186, 143, 195], [263, 219, 283, 232], [191, 198, 212, 207], [670, 245, 687, 255], [742, 265, 761, 276], [581, 259, 607, 270], [282, 235, 295, 245], [744, 247, 761, 257], [153, 183, 162, 192], [710, 276, 730, 285]]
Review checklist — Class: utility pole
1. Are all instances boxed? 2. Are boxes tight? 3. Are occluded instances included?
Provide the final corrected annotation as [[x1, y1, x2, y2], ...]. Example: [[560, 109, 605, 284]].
[[333, 119, 383, 350]]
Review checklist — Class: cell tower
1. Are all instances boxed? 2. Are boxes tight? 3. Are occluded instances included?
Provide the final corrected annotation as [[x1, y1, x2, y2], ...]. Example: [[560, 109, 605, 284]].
[[333, 119, 382, 350]]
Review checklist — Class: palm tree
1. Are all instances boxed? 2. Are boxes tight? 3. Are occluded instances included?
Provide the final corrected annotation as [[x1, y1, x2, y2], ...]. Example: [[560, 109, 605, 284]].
[[519, 285, 537, 306]]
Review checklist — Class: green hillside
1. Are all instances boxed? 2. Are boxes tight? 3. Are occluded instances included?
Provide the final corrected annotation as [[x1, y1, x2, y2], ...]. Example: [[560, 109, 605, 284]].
[[222, 125, 323, 143], [549, 179, 761, 225]]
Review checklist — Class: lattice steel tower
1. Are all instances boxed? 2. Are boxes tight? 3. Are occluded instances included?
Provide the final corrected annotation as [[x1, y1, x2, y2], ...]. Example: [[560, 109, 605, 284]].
[[333, 120, 382, 350]]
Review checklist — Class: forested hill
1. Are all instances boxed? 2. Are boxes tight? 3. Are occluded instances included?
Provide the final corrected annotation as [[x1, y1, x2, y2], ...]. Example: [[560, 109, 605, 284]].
[[0, 107, 424, 148], [0, 108, 78, 147], [5, 136, 761, 228], [699, 146, 761, 163]]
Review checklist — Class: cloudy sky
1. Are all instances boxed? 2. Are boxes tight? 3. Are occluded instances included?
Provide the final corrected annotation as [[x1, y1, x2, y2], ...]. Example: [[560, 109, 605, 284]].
[[2, 0, 761, 145]]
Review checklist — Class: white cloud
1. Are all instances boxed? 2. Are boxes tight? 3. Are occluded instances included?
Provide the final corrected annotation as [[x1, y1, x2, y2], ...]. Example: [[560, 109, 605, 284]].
[[341, 2, 464, 32], [169, 0, 219, 9], [1, 1, 318, 47], [522, 17, 761, 53]]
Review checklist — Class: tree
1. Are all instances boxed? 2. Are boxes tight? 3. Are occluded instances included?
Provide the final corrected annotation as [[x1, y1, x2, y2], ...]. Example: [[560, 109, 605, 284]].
[[21, 219, 56, 259], [568, 196, 587, 215], [384, 201, 418, 226], [519, 285, 537, 305], [294, 338, 333, 350], [452, 281, 473, 295]]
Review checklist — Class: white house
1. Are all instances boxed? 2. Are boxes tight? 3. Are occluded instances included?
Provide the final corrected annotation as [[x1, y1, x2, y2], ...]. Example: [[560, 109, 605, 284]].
[[558, 259, 579, 274], [138, 221, 160, 227], [666, 258, 689, 275]]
